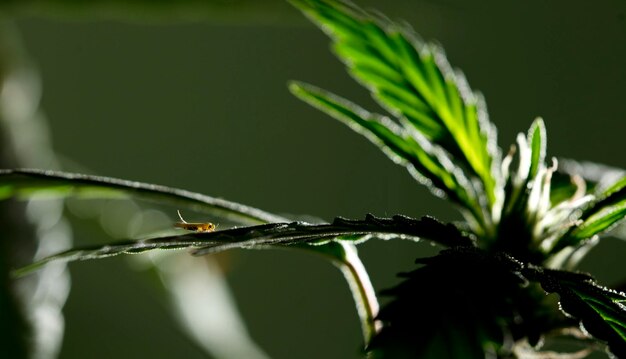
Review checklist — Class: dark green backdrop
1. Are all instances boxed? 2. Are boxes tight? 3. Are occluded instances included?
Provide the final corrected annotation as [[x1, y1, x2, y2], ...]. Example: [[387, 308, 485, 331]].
[[10, 1, 626, 358]]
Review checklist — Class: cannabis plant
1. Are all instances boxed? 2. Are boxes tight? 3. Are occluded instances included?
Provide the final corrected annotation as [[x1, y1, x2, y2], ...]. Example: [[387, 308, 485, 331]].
[[3, 0, 626, 358]]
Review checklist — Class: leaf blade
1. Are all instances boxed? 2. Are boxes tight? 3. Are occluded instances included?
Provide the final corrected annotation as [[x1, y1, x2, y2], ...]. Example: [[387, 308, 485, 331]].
[[291, 0, 502, 215], [369, 247, 533, 358], [0, 169, 286, 225], [530, 268, 626, 357], [528, 118, 547, 180], [571, 199, 626, 241], [289, 81, 486, 226], [552, 175, 626, 251], [14, 214, 472, 277]]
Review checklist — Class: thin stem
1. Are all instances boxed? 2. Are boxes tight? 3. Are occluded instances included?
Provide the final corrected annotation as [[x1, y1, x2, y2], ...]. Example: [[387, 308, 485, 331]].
[[312, 242, 380, 343]]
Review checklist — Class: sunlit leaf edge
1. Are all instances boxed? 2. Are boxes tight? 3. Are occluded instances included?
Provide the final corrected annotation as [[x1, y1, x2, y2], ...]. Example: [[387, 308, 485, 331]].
[[527, 267, 626, 358], [13, 214, 473, 277], [0, 168, 286, 225], [290, 0, 502, 214], [289, 81, 489, 231]]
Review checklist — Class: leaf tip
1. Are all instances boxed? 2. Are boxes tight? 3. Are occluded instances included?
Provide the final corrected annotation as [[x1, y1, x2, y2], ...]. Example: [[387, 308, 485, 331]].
[[10, 263, 42, 279], [529, 117, 547, 140], [287, 80, 306, 95]]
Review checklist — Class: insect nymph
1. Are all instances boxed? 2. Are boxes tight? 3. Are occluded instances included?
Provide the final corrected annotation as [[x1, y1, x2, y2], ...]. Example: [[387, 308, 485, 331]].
[[174, 210, 216, 233]]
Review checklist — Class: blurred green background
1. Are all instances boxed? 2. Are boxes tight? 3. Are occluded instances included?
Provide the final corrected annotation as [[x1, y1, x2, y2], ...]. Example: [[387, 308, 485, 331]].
[[6, 0, 626, 358]]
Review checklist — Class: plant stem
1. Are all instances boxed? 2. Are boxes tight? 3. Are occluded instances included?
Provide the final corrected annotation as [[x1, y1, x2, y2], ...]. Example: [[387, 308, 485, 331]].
[[311, 242, 380, 343]]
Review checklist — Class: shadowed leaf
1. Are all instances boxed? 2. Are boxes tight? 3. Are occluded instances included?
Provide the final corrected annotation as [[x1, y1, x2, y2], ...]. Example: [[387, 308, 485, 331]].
[[14, 214, 472, 277], [529, 268, 626, 358], [369, 247, 555, 358], [551, 159, 626, 206]]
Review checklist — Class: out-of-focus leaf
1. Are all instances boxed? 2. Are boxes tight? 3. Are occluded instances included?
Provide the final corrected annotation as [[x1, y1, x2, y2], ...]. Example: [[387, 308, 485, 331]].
[[553, 175, 626, 251], [529, 268, 626, 358], [572, 201, 626, 241], [14, 214, 472, 277], [0, 21, 71, 359], [0, 169, 286, 225], [552, 159, 625, 206], [290, 81, 486, 230], [147, 254, 270, 359], [0, 168, 384, 341], [550, 171, 584, 206], [550, 160, 626, 246], [291, 0, 502, 218], [594, 176, 626, 209], [558, 159, 625, 195]]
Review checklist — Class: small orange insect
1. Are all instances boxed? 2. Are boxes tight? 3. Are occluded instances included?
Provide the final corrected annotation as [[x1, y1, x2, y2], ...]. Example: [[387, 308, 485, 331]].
[[174, 210, 216, 233]]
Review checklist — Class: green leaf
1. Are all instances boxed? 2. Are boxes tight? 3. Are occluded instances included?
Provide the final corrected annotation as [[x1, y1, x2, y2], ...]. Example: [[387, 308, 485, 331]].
[[553, 175, 626, 250], [496, 119, 557, 259], [547, 160, 626, 250], [595, 175, 626, 209], [501, 122, 540, 217], [0, 168, 285, 225], [0, 168, 385, 342], [549, 171, 585, 206], [290, 81, 487, 231], [291, 0, 502, 216], [14, 214, 472, 277], [571, 200, 626, 241], [527, 118, 546, 180], [529, 268, 626, 357], [558, 159, 625, 193]]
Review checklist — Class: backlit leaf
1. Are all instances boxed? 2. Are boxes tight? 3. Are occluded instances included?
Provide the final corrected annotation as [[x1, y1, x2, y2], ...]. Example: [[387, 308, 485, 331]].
[[290, 81, 487, 232], [14, 214, 472, 277], [0, 169, 285, 225], [530, 268, 626, 357], [291, 0, 502, 233]]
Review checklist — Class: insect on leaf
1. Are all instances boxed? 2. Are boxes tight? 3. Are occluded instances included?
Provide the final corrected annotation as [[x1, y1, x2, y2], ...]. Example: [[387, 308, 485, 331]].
[[13, 214, 472, 277]]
